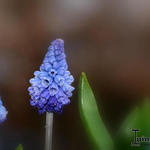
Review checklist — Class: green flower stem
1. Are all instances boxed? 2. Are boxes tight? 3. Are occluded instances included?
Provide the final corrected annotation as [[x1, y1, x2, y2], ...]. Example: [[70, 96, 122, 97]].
[[45, 112, 53, 150]]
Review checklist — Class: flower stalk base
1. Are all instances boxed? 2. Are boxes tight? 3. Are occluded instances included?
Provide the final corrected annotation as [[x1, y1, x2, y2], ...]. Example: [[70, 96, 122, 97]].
[[45, 112, 53, 150]]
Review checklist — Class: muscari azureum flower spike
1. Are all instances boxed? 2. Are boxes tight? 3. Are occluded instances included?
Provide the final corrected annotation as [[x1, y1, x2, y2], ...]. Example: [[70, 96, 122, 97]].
[[28, 39, 74, 114], [0, 97, 8, 123]]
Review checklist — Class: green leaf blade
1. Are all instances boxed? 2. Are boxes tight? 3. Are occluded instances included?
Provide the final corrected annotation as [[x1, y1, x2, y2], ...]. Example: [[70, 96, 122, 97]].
[[79, 72, 113, 150]]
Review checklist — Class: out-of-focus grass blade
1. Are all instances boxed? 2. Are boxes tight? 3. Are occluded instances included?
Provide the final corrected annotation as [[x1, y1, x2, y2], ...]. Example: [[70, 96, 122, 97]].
[[79, 72, 114, 150], [15, 144, 23, 150], [116, 99, 150, 150]]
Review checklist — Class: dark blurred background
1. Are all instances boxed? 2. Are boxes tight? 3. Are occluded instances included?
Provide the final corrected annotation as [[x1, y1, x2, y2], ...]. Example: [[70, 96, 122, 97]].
[[1, 0, 150, 149]]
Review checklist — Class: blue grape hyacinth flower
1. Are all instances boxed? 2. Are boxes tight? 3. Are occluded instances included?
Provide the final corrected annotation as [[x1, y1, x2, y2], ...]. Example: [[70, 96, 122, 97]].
[[0, 98, 8, 123], [28, 39, 75, 114]]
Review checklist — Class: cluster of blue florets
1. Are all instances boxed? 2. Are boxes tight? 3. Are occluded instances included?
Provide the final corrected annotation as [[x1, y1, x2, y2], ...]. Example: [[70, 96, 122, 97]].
[[0, 98, 8, 123], [28, 39, 74, 114]]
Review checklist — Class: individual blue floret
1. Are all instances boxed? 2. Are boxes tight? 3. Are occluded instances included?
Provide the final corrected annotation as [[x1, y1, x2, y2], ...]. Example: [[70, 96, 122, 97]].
[[28, 39, 75, 114]]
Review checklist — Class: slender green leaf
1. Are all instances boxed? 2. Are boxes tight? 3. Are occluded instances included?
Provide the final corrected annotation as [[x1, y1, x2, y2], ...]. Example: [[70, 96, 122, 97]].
[[15, 144, 23, 150], [79, 72, 114, 150], [116, 99, 150, 150]]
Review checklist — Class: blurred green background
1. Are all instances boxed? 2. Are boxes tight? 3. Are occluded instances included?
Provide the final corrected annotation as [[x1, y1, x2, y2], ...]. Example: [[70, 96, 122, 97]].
[[1, 0, 150, 149]]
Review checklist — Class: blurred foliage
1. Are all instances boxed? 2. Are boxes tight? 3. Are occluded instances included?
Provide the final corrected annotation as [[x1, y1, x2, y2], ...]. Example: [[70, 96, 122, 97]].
[[15, 144, 23, 150], [116, 99, 150, 150], [79, 73, 150, 150]]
